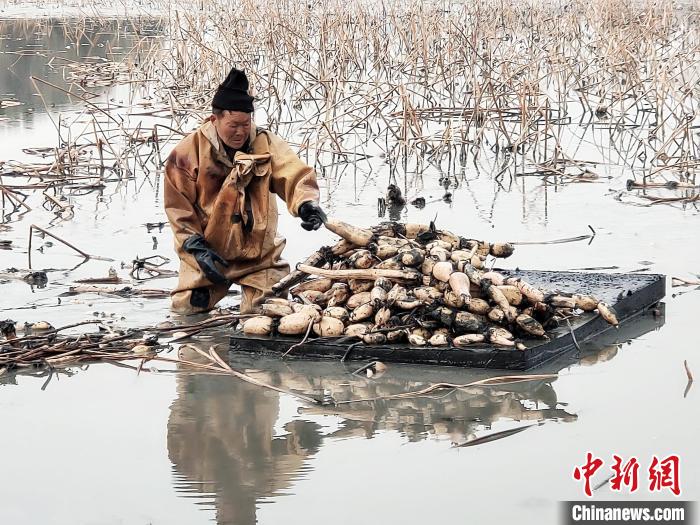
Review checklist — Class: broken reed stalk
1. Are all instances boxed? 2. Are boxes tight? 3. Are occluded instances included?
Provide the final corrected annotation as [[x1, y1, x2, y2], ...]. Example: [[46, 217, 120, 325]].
[[28, 224, 113, 269], [282, 319, 314, 357], [155, 345, 322, 405], [0, 185, 32, 212]]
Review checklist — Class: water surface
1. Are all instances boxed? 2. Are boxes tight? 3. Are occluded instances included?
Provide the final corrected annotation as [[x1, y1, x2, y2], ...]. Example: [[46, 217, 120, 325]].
[[1, 13, 698, 525]]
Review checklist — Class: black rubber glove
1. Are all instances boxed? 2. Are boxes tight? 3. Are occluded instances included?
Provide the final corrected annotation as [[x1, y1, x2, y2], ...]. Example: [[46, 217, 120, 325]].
[[182, 234, 229, 285], [298, 201, 327, 231]]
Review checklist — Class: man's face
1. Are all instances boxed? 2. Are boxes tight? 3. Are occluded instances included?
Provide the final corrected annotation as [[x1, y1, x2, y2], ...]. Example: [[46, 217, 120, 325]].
[[211, 110, 252, 150]]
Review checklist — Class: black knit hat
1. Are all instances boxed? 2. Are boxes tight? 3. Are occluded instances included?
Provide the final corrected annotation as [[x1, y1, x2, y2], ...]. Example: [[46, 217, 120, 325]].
[[212, 67, 254, 113]]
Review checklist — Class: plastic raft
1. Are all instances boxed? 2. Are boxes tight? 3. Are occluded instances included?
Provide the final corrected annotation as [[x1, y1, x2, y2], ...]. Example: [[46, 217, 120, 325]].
[[229, 270, 666, 370]]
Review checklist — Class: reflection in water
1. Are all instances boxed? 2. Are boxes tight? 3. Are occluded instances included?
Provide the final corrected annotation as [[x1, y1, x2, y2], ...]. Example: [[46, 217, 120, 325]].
[[167, 372, 323, 525], [165, 307, 663, 524]]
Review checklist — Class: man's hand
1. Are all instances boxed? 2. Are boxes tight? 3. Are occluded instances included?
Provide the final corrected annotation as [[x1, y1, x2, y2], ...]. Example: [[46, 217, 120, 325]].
[[298, 201, 327, 231], [182, 234, 229, 284]]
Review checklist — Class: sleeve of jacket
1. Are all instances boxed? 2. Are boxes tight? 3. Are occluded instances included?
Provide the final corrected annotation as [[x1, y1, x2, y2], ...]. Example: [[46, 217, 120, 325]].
[[164, 155, 202, 269], [267, 132, 321, 216]]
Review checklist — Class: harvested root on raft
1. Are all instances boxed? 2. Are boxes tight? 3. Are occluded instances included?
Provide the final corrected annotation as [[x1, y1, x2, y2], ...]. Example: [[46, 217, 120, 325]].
[[414, 286, 443, 305], [350, 302, 374, 322], [448, 272, 471, 304], [272, 239, 354, 295], [324, 218, 375, 246], [386, 329, 407, 343], [243, 316, 275, 336], [261, 303, 294, 317], [515, 314, 546, 337], [548, 295, 577, 309], [404, 223, 431, 239], [297, 289, 325, 305], [496, 285, 523, 306], [470, 254, 485, 269], [240, 221, 627, 353], [374, 277, 393, 291], [325, 283, 350, 307], [505, 277, 545, 303], [323, 306, 349, 322], [450, 250, 472, 263], [443, 290, 465, 309], [296, 264, 421, 283], [453, 334, 486, 347], [462, 263, 483, 285], [481, 271, 506, 286], [429, 333, 449, 346], [374, 255, 404, 270], [429, 247, 451, 262], [347, 291, 372, 309], [399, 248, 425, 267], [291, 303, 322, 316], [432, 261, 455, 282], [453, 311, 484, 334], [387, 284, 408, 304], [597, 302, 619, 326], [279, 311, 320, 335], [313, 316, 345, 337], [408, 333, 427, 346], [370, 285, 388, 306], [395, 298, 422, 310], [488, 307, 506, 323], [426, 239, 452, 251], [348, 249, 375, 269], [574, 294, 599, 311], [411, 327, 431, 340], [349, 279, 374, 293], [431, 306, 455, 327], [363, 332, 387, 345], [467, 298, 491, 315], [490, 243, 515, 258], [488, 327, 515, 346], [291, 277, 333, 294], [369, 242, 398, 259], [374, 306, 391, 327], [421, 256, 437, 276], [482, 281, 515, 319], [345, 323, 371, 337]]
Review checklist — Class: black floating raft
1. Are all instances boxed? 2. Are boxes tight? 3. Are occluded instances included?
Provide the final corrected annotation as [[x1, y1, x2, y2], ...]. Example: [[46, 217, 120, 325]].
[[229, 270, 666, 370]]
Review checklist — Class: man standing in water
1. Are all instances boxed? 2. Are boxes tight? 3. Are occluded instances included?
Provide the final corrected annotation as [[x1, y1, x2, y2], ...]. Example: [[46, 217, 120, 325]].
[[164, 67, 326, 314]]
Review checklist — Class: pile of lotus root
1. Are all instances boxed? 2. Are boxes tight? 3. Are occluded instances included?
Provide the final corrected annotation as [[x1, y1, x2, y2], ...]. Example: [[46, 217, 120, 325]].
[[240, 220, 618, 349]]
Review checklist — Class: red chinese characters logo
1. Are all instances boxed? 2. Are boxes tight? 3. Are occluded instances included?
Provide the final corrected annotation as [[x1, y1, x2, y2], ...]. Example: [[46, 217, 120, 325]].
[[611, 455, 640, 492], [573, 452, 604, 497], [649, 455, 681, 496], [574, 454, 681, 497]]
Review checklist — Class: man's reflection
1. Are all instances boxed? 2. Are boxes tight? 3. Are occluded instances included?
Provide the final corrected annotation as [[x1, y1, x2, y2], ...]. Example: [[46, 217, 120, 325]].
[[168, 369, 322, 525]]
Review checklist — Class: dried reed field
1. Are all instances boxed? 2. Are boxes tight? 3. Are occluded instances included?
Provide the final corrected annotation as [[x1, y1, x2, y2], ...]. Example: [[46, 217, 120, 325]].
[[2, 0, 699, 211]]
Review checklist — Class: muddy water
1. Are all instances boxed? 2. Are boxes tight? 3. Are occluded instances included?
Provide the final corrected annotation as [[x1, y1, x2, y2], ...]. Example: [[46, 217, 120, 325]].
[[1, 16, 699, 525]]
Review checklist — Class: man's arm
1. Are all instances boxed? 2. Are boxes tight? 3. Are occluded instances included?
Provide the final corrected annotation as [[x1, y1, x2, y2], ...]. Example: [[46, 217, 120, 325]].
[[266, 132, 321, 216], [164, 159, 230, 283], [164, 159, 203, 270]]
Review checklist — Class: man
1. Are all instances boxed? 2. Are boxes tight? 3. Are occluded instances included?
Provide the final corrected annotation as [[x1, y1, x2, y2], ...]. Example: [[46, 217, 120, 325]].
[[164, 67, 326, 314]]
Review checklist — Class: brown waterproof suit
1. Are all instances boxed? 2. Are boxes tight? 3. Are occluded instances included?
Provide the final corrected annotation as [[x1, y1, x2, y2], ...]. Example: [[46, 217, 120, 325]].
[[164, 120, 320, 314]]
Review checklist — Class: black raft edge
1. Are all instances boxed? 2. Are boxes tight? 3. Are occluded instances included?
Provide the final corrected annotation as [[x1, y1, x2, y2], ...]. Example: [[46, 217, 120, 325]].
[[229, 272, 666, 370]]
